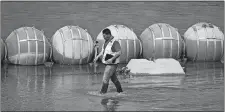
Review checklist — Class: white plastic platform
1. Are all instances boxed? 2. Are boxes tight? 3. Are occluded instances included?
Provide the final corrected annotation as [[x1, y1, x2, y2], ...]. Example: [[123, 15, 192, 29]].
[[126, 58, 185, 75]]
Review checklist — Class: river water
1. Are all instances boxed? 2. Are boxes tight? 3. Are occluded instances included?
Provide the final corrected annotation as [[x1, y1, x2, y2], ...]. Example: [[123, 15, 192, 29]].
[[1, 62, 224, 111], [1, 1, 224, 111]]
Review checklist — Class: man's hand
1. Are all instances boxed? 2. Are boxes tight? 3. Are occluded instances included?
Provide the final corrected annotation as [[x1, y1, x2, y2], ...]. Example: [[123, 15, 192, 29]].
[[93, 50, 103, 63], [106, 58, 113, 64], [93, 57, 99, 63]]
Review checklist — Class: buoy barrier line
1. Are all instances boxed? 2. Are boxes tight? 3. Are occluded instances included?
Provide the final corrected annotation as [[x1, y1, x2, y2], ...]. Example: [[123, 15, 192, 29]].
[[32, 27, 38, 65], [148, 27, 156, 59], [192, 26, 198, 61], [94, 43, 98, 61], [152, 37, 177, 40], [212, 28, 216, 61], [204, 26, 208, 61], [157, 24, 164, 58], [59, 29, 65, 64], [86, 30, 91, 64], [166, 24, 173, 58], [180, 34, 186, 59], [118, 39, 122, 58], [176, 28, 180, 59], [49, 40, 53, 62], [4, 41, 8, 61], [117, 39, 138, 41], [19, 39, 44, 42], [68, 26, 75, 64], [113, 38, 138, 41], [42, 30, 46, 64], [137, 34, 143, 58], [115, 25, 121, 62], [220, 28, 224, 61], [77, 27, 83, 65], [24, 27, 29, 64], [130, 28, 137, 58], [194, 38, 223, 41], [61, 38, 89, 41], [115, 25, 120, 41], [14, 30, 21, 64], [221, 39, 224, 61], [182, 37, 186, 59], [89, 31, 93, 63], [90, 35, 94, 62], [124, 26, 129, 63], [192, 25, 200, 61], [123, 26, 128, 63]]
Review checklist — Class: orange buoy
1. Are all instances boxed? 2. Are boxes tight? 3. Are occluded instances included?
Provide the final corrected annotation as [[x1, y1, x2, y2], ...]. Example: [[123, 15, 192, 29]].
[[184, 22, 224, 61], [140, 23, 184, 60], [52, 26, 94, 65], [96, 25, 142, 63], [5, 27, 51, 65]]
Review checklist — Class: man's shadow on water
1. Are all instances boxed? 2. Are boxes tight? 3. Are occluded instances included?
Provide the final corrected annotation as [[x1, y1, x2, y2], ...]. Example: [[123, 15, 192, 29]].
[[101, 98, 120, 111]]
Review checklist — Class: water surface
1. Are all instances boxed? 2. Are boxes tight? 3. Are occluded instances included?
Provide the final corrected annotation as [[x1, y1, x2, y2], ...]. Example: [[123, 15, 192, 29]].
[[1, 62, 224, 111]]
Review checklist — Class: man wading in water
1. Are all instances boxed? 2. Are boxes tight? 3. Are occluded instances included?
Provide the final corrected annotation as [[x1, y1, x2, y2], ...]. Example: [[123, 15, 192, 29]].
[[93, 28, 123, 94]]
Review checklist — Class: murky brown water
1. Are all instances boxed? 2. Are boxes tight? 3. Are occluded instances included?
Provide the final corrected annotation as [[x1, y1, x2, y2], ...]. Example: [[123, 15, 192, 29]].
[[1, 62, 224, 111]]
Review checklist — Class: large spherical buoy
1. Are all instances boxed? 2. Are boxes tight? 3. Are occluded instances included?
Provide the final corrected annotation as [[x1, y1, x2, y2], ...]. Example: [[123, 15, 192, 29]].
[[96, 25, 142, 63], [1, 38, 6, 61], [5, 27, 51, 65], [52, 26, 94, 65], [140, 23, 184, 60], [184, 22, 224, 61]]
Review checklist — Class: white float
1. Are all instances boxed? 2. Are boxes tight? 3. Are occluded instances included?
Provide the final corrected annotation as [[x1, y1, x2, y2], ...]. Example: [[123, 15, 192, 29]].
[[126, 58, 185, 75]]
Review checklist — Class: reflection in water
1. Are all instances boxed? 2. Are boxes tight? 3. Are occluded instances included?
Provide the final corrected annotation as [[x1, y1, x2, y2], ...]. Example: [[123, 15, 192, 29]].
[[1, 65, 52, 110], [1, 62, 224, 111], [1, 63, 108, 111], [185, 62, 224, 86], [50, 63, 105, 76], [101, 98, 120, 111]]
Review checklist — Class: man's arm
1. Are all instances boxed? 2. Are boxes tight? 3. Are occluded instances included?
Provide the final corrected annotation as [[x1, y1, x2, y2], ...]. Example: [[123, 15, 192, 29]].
[[93, 47, 103, 62], [95, 41, 102, 57]]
